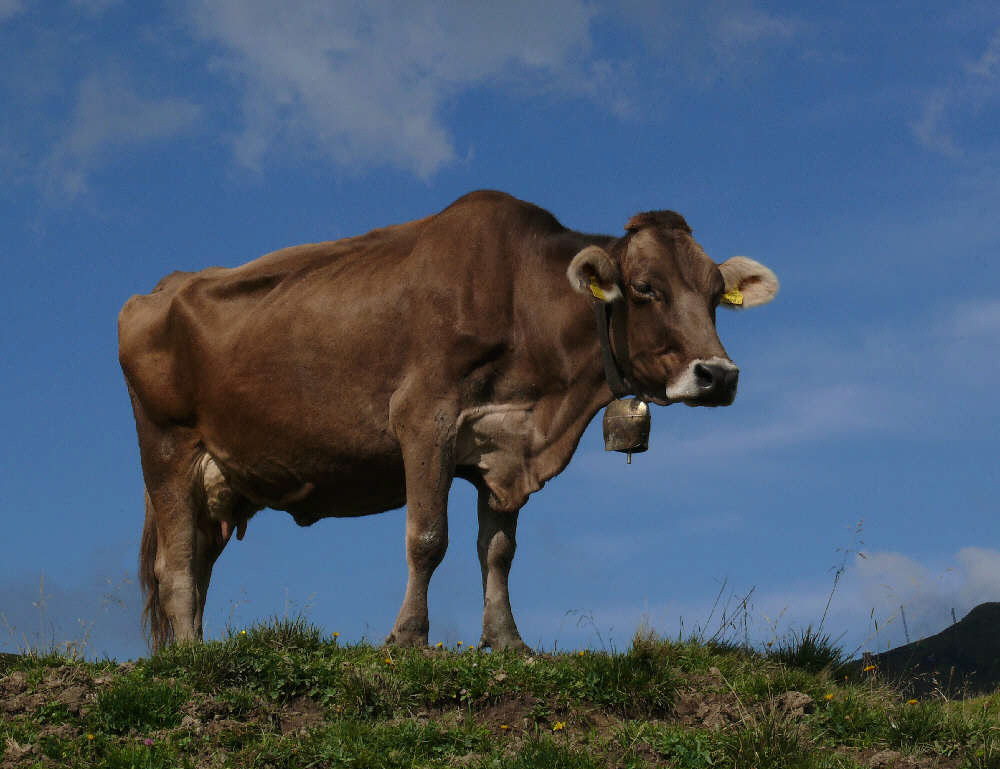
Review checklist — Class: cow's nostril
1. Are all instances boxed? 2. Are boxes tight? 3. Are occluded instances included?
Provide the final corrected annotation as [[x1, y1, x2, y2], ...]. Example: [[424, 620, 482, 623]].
[[694, 363, 714, 390]]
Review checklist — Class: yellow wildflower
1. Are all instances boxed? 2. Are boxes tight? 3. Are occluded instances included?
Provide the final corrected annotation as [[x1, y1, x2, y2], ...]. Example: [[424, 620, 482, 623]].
[[500, 725, 509, 730], [332, 632, 340, 638], [384, 656, 395, 666], [824, 693, 834, 701], [436, 641, 443, 648], [457, 641, 463, 646], [240, 629, 247, 636], [863, 665, 876, 672], [552, 721, 565, 731], [907, 699, 918, 705], [87, 734, 95, 741], [578, 651, 585, 656]]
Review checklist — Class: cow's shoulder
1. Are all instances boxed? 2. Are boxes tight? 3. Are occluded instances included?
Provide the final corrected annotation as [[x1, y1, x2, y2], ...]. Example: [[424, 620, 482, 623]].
[[437, 190, 565, 236]]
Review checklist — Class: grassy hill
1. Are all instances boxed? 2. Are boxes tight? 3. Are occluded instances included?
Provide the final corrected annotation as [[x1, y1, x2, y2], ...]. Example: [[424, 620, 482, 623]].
[[1, 618, 998, 768]]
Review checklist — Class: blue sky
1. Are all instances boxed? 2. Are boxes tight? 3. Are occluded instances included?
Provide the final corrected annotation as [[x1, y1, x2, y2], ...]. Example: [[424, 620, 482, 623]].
[[2, 0, 999, 661]]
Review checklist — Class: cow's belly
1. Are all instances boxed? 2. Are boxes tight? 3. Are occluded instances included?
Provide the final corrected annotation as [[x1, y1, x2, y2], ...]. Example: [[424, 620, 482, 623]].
[[197, 404, 407, 519], [210, 447, 407, 519]]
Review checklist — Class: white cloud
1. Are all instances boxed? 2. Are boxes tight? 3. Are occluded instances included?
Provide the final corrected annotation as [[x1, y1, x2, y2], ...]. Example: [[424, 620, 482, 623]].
[[45, 69, 202, 197], [715, 7, 800, 46], [944, 298, 1000, 339], [913, 25, 1000, 158], [614, 0, 804, 85], [0, 0, 23, 22], [911, 89, 962, 158], [956, 547, 1000, 600], [968, 28, 1000, 78], [68, 0, 122, 14], [186, 0, 608, 177]]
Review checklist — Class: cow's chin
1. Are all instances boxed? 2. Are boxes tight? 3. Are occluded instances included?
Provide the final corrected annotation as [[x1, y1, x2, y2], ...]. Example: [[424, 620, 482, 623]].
[[660, 381, 738, 408], [681, 393, 736, 408], [646, 393, 735, 407]]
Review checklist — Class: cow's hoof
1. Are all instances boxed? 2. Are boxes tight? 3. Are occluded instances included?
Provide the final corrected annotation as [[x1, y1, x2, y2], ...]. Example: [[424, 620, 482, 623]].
[[385, 630, 428, 648], [480, 635, 532, 653]]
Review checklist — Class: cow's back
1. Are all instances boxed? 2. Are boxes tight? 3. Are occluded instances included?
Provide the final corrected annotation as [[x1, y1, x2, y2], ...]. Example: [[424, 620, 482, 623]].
[[118, 217, 427, 425], [117, 193, 573, 509]]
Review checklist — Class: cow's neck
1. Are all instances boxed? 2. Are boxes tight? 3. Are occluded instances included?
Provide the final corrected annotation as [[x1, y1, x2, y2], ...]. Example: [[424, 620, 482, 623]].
[[515, 295, 623, 487]]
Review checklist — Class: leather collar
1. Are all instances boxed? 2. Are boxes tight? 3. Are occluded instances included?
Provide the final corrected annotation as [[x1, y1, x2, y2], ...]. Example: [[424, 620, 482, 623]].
[[591, 295, 633, 399]]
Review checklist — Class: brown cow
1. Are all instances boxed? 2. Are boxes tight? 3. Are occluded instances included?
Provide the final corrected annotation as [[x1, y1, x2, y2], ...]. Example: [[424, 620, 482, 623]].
[[118, 190, 778, 651]]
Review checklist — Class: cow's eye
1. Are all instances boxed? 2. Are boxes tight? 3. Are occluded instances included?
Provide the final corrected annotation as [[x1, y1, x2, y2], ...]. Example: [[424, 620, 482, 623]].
[[629, 281, 658, 302]]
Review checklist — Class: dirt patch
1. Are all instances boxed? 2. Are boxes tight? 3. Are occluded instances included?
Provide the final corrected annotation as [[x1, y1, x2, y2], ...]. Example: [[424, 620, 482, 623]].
[[277, 696, 326, 735], [0, 693, 46, 716], [201, 717, 256, 737], [475, 692, 540, 731], [766, 690, 814, 720], [672, 687, 743, 729], [182, 693, 232, 722], [3, 737, 37, 767], [835, 746, 962, 769], [37, 723, 78, 741], [53, 685, 88, 715], [0, 665, 97, 718], [0, 671, 30, 697]]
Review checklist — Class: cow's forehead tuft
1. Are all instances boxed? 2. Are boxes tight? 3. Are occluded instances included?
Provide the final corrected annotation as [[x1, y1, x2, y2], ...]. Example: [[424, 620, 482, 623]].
[[625, 210, 692, 235]]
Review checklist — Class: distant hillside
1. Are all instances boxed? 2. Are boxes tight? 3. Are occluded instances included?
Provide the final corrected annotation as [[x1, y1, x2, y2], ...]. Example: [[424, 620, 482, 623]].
[[860, 602, 1000, 697]]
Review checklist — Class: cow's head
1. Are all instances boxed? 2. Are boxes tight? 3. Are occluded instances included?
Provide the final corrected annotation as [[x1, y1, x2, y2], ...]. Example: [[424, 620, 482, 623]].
[[567, 211, 778, 406]]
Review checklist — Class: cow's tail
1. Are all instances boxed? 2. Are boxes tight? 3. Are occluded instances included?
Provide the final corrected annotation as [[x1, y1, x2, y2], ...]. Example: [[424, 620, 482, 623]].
[[139, 489, 172, 652]]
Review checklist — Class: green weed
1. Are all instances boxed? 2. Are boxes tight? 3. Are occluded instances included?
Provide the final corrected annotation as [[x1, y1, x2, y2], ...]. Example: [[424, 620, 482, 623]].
[[480, 735, 604, 769], [91, 673, 188, 734], [718, 711, 809, 769], [769, 626, 846, 674]]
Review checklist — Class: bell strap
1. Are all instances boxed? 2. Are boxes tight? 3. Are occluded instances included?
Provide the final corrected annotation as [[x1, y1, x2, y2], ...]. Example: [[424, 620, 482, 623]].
[[591, 297, 633, 399]]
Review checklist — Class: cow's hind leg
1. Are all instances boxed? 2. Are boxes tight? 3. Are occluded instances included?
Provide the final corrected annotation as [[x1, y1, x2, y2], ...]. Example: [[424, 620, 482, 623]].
[[477, 492, 529, 651], [142, 469, 204, 647], [137, 429, 234, 650]]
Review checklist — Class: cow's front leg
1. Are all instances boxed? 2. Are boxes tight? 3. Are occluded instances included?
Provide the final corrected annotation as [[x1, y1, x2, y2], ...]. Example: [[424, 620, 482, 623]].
[[386, 416, 455, 647], [477, 493, 529, 651]]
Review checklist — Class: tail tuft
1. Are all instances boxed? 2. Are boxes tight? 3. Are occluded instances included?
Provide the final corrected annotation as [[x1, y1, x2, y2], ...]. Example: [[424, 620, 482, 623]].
[[139, 490, 173, 652]]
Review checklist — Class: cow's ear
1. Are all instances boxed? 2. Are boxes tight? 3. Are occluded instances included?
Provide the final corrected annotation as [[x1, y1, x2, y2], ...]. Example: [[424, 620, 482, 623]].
[[567, 246, 622, 303], [717, 256, 779, 309]]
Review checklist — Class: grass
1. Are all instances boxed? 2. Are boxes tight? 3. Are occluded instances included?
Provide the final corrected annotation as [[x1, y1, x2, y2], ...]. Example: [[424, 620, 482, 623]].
[[2, 618, 999, 768], [91, 673, 189, 734], [768, 625, 846, 674]]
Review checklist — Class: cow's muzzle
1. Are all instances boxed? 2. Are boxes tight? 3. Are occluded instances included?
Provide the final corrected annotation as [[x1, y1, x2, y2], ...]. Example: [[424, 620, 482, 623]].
[[694, 361, 739, 404], [666, 357, 739, 406]]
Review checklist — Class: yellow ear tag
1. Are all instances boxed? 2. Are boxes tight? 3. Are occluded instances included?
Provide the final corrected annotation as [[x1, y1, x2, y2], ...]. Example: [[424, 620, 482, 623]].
[[589, 277, 608, 302], [722, 288, 744, 306]]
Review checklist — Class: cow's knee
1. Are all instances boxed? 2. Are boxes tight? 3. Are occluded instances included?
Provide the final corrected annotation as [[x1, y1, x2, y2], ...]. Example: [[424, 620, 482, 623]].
[[407, 524, 448, 572], [482, 529, 515, 571]]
